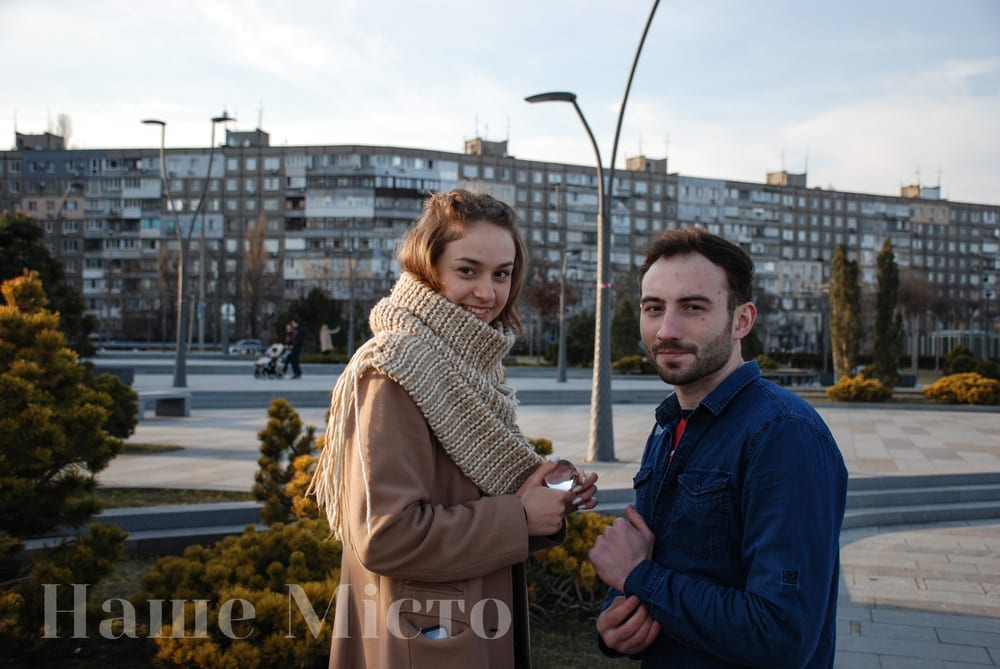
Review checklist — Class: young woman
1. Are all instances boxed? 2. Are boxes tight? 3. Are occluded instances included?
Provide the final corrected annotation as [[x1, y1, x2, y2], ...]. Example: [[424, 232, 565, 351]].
[[311, 189, 597, 668]]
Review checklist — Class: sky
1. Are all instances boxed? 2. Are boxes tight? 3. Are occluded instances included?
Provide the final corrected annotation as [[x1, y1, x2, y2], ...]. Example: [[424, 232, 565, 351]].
[[2, 0, 999, 204]]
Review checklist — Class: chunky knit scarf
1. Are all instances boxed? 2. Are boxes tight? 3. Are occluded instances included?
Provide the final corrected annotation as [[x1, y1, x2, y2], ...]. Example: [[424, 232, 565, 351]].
[[310, 272, 543, 538]]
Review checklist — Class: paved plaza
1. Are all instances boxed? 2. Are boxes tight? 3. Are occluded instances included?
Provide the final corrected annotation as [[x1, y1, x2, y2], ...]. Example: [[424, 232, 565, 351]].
[[99, 360, 1000, 667]]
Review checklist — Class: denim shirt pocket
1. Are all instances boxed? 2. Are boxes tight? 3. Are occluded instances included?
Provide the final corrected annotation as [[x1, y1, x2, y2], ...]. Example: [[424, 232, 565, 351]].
[[666, 469, 732, 560], [632, 466, 655, 516]]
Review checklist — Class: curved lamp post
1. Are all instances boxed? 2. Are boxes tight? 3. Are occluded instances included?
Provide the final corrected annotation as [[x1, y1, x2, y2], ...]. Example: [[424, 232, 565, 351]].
[[525, 0, 660, 461], [190, 111, 234, 351], [525, 92, 613, 460], [142, 118, 188, 388]]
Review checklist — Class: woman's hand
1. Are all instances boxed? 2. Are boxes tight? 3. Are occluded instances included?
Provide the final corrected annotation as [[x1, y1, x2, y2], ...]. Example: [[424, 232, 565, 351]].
[[516, 459, 572, 536], [567, 469, 599, 513]]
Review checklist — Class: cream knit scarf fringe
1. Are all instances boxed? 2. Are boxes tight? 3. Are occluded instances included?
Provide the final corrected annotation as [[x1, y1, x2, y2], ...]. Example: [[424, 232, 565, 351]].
[[310, 272, 542, 538]]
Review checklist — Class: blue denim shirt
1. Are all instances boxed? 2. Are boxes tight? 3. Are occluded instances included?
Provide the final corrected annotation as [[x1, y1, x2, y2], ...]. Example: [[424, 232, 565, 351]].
[[601, 361, 847, 668]]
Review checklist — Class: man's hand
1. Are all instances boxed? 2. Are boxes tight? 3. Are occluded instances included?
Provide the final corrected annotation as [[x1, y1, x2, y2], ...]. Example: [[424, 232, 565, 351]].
[[589, 504, 654, 591], [597, 595, 661, 656]]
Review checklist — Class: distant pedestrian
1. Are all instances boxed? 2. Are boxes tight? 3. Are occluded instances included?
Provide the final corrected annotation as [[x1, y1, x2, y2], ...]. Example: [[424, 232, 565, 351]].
[[281, 322, 294, 375], [288, 319, 305, 379], [319, 323, 333, 353]]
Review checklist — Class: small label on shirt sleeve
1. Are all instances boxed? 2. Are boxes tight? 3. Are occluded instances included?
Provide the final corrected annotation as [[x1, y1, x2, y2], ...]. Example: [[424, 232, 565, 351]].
[[780, 569, 800, 586]]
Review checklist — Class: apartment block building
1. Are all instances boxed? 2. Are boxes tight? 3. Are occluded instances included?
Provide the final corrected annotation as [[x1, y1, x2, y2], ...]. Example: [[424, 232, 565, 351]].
[[2, 129, 997, 359]]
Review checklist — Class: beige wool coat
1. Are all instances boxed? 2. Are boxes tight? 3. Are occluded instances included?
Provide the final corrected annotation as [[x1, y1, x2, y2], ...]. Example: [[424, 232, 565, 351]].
[[329, 369, 555, 668]]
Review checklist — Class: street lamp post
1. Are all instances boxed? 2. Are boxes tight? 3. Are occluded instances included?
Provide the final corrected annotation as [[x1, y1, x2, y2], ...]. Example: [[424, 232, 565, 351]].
[[557, 248, 581, 383], [191, 112, 234, 352], [525, 0, 659, 462], [525, 91, 612, 460], [142, 118, 187, 388]]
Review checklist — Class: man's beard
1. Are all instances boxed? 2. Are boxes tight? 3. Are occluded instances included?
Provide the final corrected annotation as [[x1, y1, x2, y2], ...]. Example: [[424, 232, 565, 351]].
[[646, 323, 735, 387]]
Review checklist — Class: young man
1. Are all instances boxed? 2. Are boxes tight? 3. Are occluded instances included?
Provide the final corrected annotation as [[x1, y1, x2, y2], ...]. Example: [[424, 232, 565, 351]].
[[589, 228, 847, 668]]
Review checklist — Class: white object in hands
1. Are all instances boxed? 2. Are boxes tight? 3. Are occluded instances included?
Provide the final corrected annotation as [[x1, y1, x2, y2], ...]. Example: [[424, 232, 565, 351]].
[[544, 458, 578, 491]]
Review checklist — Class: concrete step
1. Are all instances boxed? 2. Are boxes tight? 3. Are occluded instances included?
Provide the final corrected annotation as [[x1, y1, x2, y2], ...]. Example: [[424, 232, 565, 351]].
[[98, 501, 263, 531], [841, 500, 1000, 529], [847, 484, 1000, 509], [23, 502, 264, 558], [595, 475, 1000, 530]]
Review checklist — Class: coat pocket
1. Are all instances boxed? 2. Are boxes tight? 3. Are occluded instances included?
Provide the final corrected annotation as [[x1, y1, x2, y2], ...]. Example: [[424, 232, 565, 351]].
[[394, 583, 492, 666]]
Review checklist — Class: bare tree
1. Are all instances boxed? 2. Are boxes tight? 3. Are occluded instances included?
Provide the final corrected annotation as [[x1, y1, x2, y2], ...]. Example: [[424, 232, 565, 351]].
[[898, 269, 938, 371], [242, 213, 282, 338]]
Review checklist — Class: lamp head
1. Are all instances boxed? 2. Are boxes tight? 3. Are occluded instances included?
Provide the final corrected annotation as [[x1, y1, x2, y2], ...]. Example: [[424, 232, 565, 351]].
[[525, 91, 578, 104], [212, 111, 235, 123], [141, 118, 165, 127]]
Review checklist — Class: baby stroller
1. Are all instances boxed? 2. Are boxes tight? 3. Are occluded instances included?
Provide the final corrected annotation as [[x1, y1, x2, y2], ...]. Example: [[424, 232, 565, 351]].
[[254, 343, 289, 378]]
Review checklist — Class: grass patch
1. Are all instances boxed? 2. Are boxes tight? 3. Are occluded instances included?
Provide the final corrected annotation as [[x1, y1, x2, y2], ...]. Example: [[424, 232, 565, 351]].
[[531, 617, 619, 667], [95, 487, 255, 508], [122, 442, 184, 454]]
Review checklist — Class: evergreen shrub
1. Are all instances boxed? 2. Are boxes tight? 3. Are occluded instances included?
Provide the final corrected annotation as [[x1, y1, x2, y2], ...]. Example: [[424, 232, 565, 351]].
[[527, 511, 613, 621], [612, 355, 655, 374], [923, 372, 999, 405], [826, 374, 892, 402], [137, 519, 340, 668]]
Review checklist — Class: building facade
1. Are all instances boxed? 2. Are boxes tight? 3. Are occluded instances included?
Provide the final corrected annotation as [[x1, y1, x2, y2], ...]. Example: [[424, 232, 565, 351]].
[[2, 130, 997, 359]]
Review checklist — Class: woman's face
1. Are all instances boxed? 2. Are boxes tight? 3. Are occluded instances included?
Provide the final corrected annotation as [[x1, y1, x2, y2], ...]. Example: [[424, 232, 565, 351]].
[[434, 221, 516, 324]]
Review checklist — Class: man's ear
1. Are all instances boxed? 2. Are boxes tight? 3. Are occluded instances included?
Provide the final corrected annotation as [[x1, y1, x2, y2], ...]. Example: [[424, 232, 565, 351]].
[[733, 302, 757, 341]]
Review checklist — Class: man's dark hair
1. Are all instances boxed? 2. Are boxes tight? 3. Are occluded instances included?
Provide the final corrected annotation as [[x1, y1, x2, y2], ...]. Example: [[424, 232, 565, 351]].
[[639, 227, 754, 310]]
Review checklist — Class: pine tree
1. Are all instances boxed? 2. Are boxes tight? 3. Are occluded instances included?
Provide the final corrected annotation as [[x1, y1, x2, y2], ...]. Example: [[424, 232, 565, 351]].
[[253, 398, 318, 524], [0, 271, 129, 654], [829, 244, 863, 379], [0, 272, 125, 541], [872, 239, 904, 386]]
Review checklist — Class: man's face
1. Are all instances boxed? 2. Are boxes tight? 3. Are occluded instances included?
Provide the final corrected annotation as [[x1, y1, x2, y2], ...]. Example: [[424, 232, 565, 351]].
[[639, 254, 740, 388]]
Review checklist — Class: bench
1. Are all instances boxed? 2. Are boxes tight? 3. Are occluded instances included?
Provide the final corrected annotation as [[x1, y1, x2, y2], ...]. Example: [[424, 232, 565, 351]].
[[138, 390, 192, 420]]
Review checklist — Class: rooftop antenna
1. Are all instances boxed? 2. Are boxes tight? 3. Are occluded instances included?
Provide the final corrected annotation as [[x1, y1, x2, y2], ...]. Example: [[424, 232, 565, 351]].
[[803, 150, 809, 175], [936, 165, 942, 188], [915, 165, 921, 186], [257, 102, 263, 130]]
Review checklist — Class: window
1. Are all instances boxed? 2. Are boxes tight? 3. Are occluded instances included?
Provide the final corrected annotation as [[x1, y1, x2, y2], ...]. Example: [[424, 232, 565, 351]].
[[246, 158, 257, 171], [264, 157, 280, 172]]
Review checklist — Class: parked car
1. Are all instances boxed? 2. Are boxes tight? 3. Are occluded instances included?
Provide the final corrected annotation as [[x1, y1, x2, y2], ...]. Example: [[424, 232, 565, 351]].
[[228, 338, 264, 356]]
